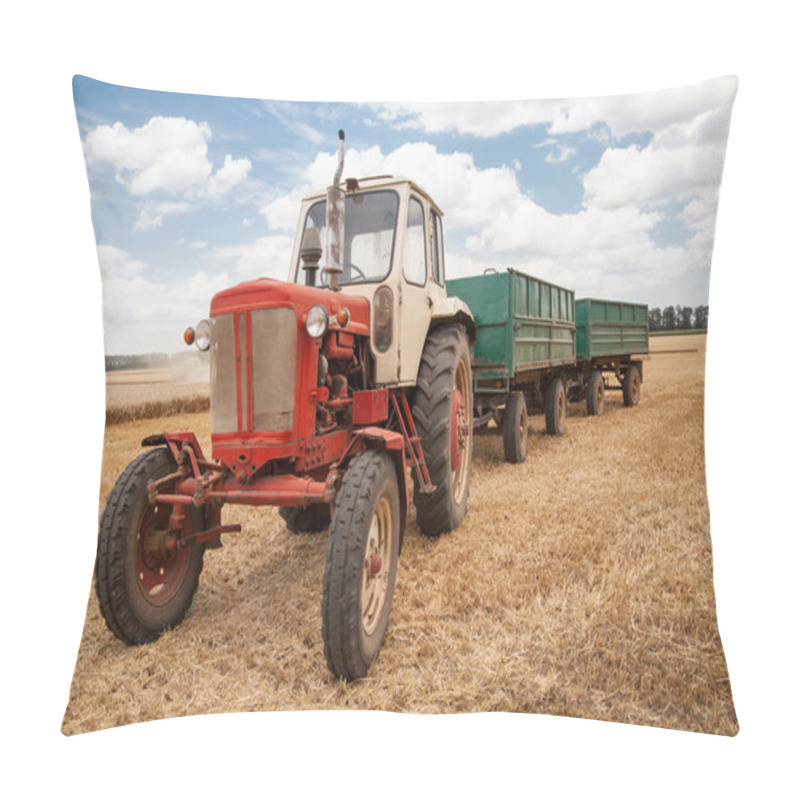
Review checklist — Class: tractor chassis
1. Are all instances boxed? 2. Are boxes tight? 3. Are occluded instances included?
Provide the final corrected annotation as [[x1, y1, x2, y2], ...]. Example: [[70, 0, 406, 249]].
[[141, 388, 435, 551]]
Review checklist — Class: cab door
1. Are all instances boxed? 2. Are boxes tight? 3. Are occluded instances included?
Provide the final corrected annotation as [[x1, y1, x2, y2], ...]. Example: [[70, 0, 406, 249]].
[[396, 193, 435, 384]]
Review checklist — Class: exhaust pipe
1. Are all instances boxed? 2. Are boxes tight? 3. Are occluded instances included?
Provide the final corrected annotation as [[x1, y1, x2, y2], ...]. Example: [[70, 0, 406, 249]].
[[325, 130, 345, 291]]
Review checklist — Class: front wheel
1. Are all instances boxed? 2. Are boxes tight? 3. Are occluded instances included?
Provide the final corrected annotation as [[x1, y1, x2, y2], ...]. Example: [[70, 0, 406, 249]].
[[95, 448, 206, 644], [322, 451, 401, 680]]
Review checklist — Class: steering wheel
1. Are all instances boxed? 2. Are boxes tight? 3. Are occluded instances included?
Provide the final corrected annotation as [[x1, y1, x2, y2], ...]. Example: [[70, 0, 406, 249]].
[[344, 262, 366, 282], [319, 262, 367, 286]]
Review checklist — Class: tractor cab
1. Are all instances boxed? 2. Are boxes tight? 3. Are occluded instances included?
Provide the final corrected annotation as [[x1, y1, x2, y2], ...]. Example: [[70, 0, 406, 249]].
[[289, 173, 470, 386]]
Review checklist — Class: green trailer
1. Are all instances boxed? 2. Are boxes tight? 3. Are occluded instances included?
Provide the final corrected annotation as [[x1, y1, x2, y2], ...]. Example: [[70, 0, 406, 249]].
[[446, 268, 648, 463], [575, 298, 649, 362], [446, 268, 576, 384]]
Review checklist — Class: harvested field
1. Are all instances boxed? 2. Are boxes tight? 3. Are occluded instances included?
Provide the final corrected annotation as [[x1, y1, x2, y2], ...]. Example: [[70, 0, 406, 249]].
[[62, 333, 737, 736], [104, 366, 209, 424]]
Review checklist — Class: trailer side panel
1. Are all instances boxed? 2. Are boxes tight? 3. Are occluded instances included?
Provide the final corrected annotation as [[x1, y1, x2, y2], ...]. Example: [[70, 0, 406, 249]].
[[575, 298, 649, 361], [447, 269, 577, 388]]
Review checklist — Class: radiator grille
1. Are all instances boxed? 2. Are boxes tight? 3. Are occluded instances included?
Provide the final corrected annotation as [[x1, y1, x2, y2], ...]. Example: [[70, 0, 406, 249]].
[[251, 308, 296, 431], [210, 308, 297, 433], [210, 313, 237, 433]]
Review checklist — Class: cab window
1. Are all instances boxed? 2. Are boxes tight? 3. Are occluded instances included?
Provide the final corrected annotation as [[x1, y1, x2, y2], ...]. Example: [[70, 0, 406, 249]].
[[431, 210, 445, 285], [295, 190, 398, 286], [403, 197, 426, 286]]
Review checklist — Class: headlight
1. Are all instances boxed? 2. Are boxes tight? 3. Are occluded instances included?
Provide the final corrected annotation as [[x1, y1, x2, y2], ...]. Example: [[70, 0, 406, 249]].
[[305, 304, 329, 339], [195, 319, 211, 351]]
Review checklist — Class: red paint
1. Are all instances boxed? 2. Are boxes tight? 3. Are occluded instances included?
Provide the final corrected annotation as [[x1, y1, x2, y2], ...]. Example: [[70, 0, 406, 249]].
[[210, 278, 370, 338], [233, 311, 244, 432], [244, 309, 254, 432], [451, 388, 463, 471], [352, 389, 389, 425], [135, 499, 192, 606], [143, 280, 431, 539]]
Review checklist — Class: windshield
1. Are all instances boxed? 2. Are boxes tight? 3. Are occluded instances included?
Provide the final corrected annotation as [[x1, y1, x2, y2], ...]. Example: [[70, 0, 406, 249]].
[[294, 190, 398, 287]]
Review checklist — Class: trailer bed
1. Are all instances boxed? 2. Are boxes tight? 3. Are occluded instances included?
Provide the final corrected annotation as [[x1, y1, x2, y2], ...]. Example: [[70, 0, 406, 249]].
[[575, 298, 649, 361], [447, 269, 576, 390]]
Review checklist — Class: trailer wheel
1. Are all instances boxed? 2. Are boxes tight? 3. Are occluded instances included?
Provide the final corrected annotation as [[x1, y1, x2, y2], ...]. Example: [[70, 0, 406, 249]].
[[412, 324, 473, 537], [623, 364, 641, 407], [95, 448, 206, 644], [279, 504, 331, 534], [502, 391, 528, 463], [322, 450, 400, 680], [545, 377, 567, 436], [586, 370, 605, 416]]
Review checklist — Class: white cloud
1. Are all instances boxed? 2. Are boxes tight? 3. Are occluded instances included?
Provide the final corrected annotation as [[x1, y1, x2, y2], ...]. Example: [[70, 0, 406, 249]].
[[207, 235, 295, 281], [262, 100, 326, 145], [134, 201, 191, 231], [544, 144, 576, 164], [261, 129, 726, 306], [373, 100, 561, 138], [207, 154, 253, 196], [370, 76, 738, 141], [84, 116, 251, 200], [583, 138, 728, 212], [97, 246, 232, 353], [96, 244, 146, 279], [260, 142, 522, 233], [579, 101, 732, 278]]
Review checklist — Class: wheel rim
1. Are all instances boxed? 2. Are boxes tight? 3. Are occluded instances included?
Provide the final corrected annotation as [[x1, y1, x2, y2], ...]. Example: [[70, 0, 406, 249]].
[[596, 379, 604, 411], [136, 502, 192, 607], [450, 388, 464, 472], [632, 373, 640, 402], [558, 387, 565, 428], [361, 495, 392, 636], [452, 356, 472, 505]]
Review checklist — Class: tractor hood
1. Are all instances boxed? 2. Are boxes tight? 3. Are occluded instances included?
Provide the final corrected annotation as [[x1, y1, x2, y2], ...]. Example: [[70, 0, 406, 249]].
[[209, 277, 370, 338]]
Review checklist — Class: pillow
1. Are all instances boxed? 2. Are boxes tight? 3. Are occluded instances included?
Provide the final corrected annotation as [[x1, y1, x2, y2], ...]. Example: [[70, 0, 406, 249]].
[[64, 75, 738, 736]]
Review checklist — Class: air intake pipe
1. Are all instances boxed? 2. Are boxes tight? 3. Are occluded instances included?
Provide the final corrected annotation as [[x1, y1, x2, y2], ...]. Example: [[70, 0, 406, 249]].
[[324, 130, 345, 291]]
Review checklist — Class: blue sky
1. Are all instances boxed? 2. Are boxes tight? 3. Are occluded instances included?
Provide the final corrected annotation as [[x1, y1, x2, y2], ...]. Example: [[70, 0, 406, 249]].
[[73, 75, 737, 355]]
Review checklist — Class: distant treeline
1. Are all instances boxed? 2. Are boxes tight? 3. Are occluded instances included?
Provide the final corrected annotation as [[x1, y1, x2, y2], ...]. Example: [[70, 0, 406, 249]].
[[648, 305, 708, 332]]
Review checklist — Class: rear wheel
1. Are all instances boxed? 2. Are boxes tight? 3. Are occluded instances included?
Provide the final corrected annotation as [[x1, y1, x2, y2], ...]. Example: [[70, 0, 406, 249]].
[[412, 325, 473, 536], [502, 391, 528, 463], [322, 451, 400, 680], [95, 448, 206, 644], [545, 377, 567, 436], [279, 504, 331, 534], [623, 364, 641, 407], [586, 370, 605, 416]]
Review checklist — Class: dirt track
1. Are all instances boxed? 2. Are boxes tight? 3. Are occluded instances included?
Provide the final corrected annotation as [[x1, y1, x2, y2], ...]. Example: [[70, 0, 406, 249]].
[[62, 334, 737, 736]]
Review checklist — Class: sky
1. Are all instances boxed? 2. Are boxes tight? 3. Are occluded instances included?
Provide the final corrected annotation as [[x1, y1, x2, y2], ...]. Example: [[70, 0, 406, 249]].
[[73, 75, 738, 355]]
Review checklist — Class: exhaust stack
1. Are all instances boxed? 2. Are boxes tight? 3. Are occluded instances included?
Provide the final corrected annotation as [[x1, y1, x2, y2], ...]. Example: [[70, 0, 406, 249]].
[[325, 129, 346, 291]]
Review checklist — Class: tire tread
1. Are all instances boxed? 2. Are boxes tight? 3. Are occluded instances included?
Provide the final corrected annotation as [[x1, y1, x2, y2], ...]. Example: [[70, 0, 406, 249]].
[[322, 450, 398, 680], [411, 325, 472, 536], [95, 448, 205, 644]]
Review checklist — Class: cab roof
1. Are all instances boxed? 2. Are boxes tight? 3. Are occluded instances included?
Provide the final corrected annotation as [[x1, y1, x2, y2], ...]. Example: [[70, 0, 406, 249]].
[[301, 175, 444, 217]]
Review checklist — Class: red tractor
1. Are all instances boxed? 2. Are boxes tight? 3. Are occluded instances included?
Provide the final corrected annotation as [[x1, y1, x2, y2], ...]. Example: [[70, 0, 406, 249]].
[[95, 132, 475, 680]]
